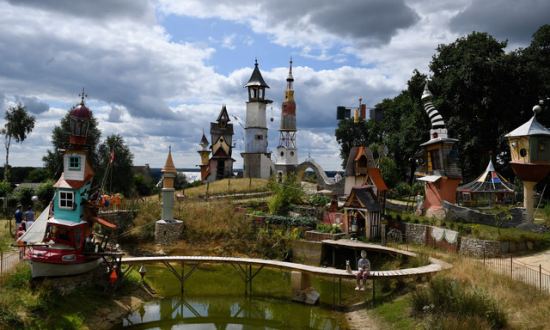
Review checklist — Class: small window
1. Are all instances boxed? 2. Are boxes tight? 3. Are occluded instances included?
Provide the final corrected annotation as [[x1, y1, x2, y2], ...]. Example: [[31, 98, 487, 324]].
[[69, 156, 81, 170], [290, 151, 295, 156], [520, 148, 527, 157], [256, 135, 263, 140], [59, 191, 74, 209], [280, 151, 284, 157]]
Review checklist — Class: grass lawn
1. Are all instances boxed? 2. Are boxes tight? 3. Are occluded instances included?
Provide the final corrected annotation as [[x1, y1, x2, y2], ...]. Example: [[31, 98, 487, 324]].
[[182, 178, 269, 197], [0, 218, 15, 252]]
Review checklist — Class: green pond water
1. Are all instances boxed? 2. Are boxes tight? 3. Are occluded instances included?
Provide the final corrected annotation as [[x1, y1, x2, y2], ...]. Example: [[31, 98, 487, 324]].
[[115, 264, 360, 329]]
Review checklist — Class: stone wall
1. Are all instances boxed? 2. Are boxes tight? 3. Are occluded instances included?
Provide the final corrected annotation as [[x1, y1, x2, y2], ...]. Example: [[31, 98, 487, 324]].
[[403, 223, 427, 244], [290, 240, 323, 265], [155, 220, 183, 245], [459, 237, 501, 258], [442, 201, 523, 227]]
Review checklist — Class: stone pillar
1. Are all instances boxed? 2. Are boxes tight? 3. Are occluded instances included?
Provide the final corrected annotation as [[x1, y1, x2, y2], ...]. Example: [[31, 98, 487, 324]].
[[161, 186, 174, 221], [291, 271, 319, 305], [523, 181, 536, 222]]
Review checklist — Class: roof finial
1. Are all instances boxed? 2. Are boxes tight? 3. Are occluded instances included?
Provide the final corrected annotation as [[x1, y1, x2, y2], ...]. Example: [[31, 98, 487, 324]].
[[289, 57, 293, 74], [79, 87, 87, 105], [169, 145, 171, 153], [254, 57, 258, 66]]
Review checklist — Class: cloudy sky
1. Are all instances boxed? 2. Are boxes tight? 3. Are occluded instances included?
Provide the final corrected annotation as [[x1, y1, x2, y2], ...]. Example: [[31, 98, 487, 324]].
[[0, 0, 548, 171]]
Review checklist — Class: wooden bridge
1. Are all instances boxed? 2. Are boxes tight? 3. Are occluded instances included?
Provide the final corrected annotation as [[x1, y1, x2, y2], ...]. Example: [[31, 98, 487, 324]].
[[121, 248, 450, 306]]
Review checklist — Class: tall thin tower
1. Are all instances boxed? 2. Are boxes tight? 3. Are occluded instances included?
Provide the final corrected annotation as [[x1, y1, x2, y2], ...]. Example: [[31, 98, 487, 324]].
[[241, 59, 273, 178], [275, 59, 298, 178]]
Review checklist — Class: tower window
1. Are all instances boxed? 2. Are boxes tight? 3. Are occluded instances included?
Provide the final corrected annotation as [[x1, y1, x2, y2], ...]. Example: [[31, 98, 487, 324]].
[[256, 135, 263, 140], [68, 156, 81, 171], [59, 191, 74, 209], [290, 151, 295, 156], [280, 151, 284, 157]]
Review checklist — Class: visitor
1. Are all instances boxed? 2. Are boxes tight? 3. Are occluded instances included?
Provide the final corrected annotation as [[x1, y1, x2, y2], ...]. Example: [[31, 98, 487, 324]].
[[14, 205, 23, 227], [24, 206, 35, 229], [355, 250, 371, 291]]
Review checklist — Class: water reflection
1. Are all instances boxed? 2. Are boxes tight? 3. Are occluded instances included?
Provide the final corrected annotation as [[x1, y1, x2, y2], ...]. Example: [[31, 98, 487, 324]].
[[119, 296, 345, 330]]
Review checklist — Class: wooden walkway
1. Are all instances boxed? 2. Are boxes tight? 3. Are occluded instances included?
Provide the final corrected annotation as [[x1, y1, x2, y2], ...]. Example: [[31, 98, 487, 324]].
[[121, 254, 449, 280]]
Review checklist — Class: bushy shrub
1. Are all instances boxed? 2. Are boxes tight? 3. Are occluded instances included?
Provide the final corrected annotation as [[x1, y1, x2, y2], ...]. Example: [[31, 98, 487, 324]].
[[411, 277, 506, 329], [316, 223, 342, 234], [36, 180, 55, 206], [268, 174, 304, 215], [394, 182, 412, 197], [266, 215, 317, 228], [308, 194, 331, 207], [13, 186, 34, 208]]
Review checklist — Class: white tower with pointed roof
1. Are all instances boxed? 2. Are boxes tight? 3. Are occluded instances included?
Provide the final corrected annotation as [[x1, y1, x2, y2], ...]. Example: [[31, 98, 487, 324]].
[[241, 60, 273, 178]]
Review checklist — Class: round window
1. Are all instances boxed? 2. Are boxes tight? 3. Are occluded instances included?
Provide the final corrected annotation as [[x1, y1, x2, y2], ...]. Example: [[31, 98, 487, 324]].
[[280, 151, 284, 157], [520, 148, 527, 157], [290, 151, 294, 156]]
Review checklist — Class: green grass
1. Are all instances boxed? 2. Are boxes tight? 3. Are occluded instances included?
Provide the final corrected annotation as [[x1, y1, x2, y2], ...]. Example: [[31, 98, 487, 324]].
[[0, 263, 142, 329], [182, 178, 269, 197], [0, 218, 14, 252], [371, 294, 417, 330]]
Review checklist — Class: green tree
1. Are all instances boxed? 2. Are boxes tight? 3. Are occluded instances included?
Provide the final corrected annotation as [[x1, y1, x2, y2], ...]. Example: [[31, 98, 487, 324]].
[[96, 134, 134, 196], [2, 104, 35, 182], [42, 111, 101, 179], [268, 174, 304, 215], [335, 118, 378, 168]]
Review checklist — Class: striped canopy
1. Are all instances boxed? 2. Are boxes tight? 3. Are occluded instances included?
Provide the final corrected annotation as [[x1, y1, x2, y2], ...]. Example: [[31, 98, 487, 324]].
[[457, 160, 515, 193]]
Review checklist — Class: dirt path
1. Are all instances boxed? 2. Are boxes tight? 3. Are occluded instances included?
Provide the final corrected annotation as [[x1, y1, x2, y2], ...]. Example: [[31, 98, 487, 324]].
[[513, 249, 550, 273], [345, 308, 380, 330]]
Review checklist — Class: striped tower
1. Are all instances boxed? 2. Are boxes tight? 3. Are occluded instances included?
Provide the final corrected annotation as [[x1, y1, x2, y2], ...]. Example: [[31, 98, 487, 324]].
[[415, 82, 462, 219], [275, 59, 298, 179]]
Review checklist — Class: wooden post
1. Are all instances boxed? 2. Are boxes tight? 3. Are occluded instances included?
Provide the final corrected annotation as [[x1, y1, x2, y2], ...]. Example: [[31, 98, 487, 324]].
[[510, 254, 513, 278], [372, 278, 375, 306], [1, 250, 3, 275], [540, 264, 542, 292], [206, 182, 210, 199], [180, 261, 185, 296]]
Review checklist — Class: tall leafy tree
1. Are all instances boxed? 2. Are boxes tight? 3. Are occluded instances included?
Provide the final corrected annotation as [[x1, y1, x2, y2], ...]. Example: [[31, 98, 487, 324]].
[[96, 134, 135, 196], [335, 118, 378, 169], [2, 103, 35, 181], [42, 111, 101, 179]]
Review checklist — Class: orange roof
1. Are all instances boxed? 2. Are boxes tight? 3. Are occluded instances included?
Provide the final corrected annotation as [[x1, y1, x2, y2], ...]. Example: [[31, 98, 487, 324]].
[[53, 173, 93, 189], [367, 168, 388, 191], [354, 146, 367, 161], [162, 148, 177, 173]]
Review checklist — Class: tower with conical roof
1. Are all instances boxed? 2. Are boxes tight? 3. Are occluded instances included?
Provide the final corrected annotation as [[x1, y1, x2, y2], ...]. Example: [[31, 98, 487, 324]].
[[197, 132, 210, 182], [208, 105, 235, 181], [505, 103, 550, 222], [241, 59, 273, 178], [155, 147, 183, 245], [415, 82, 462, 219], [275, 59, 298, 178]]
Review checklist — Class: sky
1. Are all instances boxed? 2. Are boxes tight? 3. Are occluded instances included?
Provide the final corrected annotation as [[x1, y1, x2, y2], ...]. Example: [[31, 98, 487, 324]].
[[0, 0, 548, 171]]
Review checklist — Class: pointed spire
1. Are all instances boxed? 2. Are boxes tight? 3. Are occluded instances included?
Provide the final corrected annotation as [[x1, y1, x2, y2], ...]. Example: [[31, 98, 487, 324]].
[[245, 59, 269, 88], [217, 104, 231, 124], [162, 146, 177, 174], [287, 57, 294, 83], [200, 130, 209, 148], [421, 82, 432, 101]]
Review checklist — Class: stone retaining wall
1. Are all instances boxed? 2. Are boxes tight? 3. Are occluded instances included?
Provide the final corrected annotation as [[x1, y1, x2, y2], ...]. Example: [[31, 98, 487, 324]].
[[458, 237, 501, 258], [290, 240, 323, 265], [403, 223, 427, 244]]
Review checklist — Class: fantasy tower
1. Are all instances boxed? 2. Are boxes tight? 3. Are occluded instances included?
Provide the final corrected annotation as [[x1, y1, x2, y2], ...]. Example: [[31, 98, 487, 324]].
[[415, 83, 462, 219], [208, 105, 235, 181], [505, 103, 550, 222], [241, 60, 273, 178], [275, 59, 298, 178], [197, 132, 210, 182]]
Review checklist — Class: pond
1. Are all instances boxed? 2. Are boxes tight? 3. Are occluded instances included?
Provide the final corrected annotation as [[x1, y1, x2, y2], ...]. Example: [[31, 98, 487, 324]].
[[115, 264, 357, 329]]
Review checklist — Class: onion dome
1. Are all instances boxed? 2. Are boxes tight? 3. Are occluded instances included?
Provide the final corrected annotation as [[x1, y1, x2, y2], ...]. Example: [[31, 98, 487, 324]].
[[70, 91, 92, 119]]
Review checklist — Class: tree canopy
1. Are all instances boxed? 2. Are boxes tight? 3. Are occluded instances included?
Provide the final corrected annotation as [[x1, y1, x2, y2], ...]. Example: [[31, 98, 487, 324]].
[[96, 134, 135, 196], [42, 111, 101, 178], [2, 103, 35, 181], [335, 25, 550, 185]]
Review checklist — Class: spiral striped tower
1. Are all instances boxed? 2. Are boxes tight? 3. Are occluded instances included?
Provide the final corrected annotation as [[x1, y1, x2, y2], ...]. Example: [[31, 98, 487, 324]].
[[415, 81, 461, 219], [421, 82, 448, 140]]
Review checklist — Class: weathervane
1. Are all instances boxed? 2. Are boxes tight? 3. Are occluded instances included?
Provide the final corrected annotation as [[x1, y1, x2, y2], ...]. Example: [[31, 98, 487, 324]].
[[79, 87, 88, 105]]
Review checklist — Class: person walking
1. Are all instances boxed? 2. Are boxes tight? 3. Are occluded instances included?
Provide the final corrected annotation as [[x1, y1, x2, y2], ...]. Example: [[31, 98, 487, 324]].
[[24, 206, 35, 230], [14, 205, 23, 233]]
